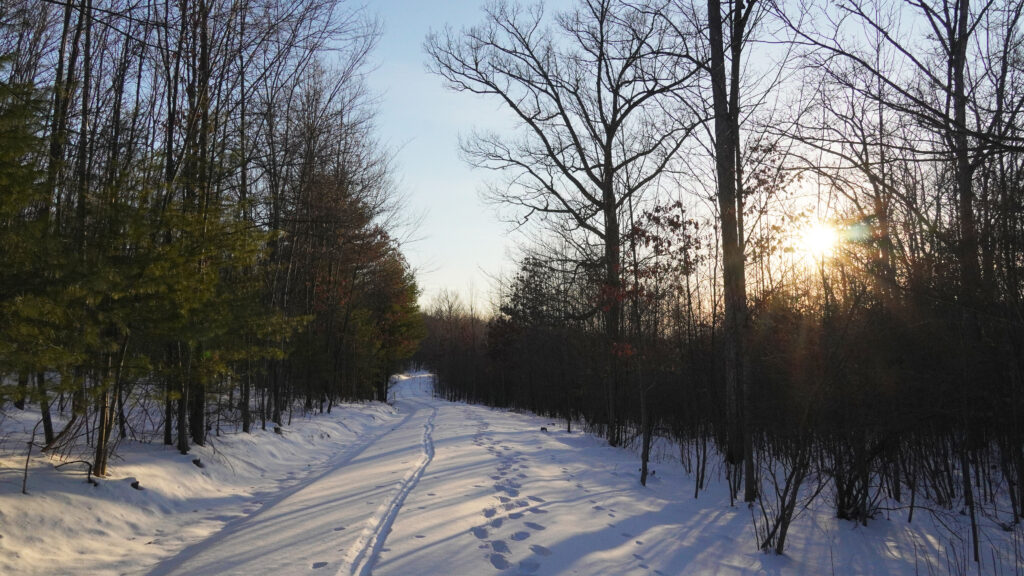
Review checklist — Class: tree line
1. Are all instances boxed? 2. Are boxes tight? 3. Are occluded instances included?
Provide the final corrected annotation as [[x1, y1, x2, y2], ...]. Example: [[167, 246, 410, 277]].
[[416, 0, 1024, 559], [0, 0, 423, 475]]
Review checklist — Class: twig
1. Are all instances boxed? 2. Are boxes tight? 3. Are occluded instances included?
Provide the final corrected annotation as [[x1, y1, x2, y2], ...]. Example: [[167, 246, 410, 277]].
[[22, 419, 42, 494], [54, 460, 98, 486]]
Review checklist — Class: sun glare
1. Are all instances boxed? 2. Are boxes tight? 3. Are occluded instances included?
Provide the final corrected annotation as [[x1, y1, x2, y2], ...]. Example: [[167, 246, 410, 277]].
[[799, 222, 840, 259]]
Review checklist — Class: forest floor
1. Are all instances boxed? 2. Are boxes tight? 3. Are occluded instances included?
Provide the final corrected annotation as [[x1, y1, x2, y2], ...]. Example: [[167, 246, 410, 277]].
[[1, 373, 1020, 575]]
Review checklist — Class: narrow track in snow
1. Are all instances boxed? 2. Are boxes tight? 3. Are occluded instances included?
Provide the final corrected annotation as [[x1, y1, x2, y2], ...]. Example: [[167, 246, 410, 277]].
[[145, 408, 416, 576], [344, 403, 437, 576]]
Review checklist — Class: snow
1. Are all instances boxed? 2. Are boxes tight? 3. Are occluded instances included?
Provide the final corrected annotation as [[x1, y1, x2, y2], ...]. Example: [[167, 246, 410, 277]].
[[0, 400, 396, 576], [1, 373, 1019, 575]]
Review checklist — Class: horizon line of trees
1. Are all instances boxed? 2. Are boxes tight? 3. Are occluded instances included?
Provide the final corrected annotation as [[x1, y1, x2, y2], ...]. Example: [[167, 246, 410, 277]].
[[0, 0, 424, 477], [416, 0, 1024, 562]]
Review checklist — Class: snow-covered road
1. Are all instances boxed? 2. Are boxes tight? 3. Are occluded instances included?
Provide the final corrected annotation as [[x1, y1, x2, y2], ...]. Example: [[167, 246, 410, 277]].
[[134, 373, 1004, 576], [146, 374, 722, 576], [5, 373, 1012, 575], [146, 378, 441, 576]]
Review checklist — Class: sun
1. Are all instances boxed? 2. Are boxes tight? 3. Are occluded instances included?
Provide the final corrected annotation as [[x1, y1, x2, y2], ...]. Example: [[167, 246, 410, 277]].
[[798, 221, 840, 259]]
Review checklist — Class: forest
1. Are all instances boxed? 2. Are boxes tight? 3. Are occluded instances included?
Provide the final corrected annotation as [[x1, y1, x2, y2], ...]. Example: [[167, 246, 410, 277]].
[[0, 0, 423, 473], [414, 0, 1024, 557], [3, 0, 1024, 566]]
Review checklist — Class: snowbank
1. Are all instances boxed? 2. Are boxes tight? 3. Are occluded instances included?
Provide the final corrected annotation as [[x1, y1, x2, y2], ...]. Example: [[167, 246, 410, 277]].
[[0, 401, 396, 576]]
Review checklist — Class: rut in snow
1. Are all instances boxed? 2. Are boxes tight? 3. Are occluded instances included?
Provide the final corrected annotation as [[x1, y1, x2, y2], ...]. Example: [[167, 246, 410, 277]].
[[345, 404, 437, 576]]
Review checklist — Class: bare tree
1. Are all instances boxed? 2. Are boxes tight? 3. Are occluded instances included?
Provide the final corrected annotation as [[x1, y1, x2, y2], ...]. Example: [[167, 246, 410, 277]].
[[702, 0, 760, 504], [426, 0, 701, 446]]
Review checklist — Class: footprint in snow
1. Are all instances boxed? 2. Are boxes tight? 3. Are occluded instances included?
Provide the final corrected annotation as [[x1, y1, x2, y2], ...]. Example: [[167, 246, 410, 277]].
[[524, 522, 546, 531], [527, 507, 548, 515], [528, 496, 545, 503], [510, 531, 530, 541], [509, 512, 524, 519], [471, 526, 489, 539], [489, 553, 511, 570], [593, 505, 605, 511], [483, 507, 497, 518], [490, 517, 504, 529], [529, 544, 552, 556], [311, 561, 329, 569], [491, 540, 511, 554], [333, 526, 346, 532]]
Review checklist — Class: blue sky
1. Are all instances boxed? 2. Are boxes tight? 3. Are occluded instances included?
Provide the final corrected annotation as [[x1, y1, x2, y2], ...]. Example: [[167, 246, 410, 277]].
[[368, 1, 516, 311]]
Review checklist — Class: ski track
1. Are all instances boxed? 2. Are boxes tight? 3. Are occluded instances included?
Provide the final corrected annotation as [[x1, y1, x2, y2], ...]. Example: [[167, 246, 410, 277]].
[[144, 408, 416, 576], [344, 403, 437, 576]]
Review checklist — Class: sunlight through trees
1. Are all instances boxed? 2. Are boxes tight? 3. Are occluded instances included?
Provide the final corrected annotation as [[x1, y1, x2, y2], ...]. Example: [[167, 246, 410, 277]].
[[417, 0, 1024, 559]]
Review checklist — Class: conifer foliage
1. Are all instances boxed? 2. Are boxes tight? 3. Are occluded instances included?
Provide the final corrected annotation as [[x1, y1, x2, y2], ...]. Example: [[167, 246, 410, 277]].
[[0, 0, 422, 475]]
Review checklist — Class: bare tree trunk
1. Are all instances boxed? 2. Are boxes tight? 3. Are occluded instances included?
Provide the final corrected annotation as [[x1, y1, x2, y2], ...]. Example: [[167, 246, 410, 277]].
[[94, 355, 113, 477], [177, 347, 189, 454], [604, 198, 622, 447], [708, 0, 754, 503], [953, 0, 979, 298], [73, 0, 92, 250], [242, 356, 252, 433], [164, 376, 173, 446], [37, 373, 54, 446], [640, 381, 653, 487], [13, 372, 27, 410], [952, 1, 980, 562]]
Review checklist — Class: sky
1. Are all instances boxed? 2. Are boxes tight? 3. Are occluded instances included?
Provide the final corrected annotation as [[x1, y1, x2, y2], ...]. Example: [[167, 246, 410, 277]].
[[367, 1, 518, 312], [364, 1, 821, 313]]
